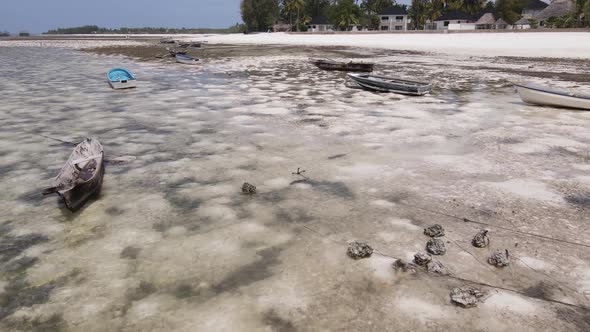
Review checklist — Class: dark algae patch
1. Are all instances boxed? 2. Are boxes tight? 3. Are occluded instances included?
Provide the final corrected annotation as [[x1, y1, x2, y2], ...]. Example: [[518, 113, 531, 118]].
[[555, 307, 590, 331], [212, 247, 282, 294], [289, 179, 354, 199], [0, 280, 55, 320], [0, 222, 48, 263], [262, 310, 296, 332], [2, 313, 67, 332]]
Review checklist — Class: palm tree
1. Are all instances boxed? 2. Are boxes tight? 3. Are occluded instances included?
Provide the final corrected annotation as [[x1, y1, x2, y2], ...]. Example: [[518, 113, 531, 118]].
[[283, 0, 295, 30], [427, 0, 444, 22], [294, 0, 306, 31], [330, 0, 362, 30], [462, 0, 485, 16], [409, 0, 428, 29], [575, 0, 588, 26]]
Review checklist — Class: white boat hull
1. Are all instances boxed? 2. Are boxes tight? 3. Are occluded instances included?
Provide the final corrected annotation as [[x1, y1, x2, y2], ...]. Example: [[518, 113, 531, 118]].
[[517, 85, 590, 110], [109, 80, 137, 90], [176, 58, 199, 65]]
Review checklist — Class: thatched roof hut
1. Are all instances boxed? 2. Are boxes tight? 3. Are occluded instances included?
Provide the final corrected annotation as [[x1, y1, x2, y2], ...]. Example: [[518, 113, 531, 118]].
[[475, 13, 496, 29], [476, 13, 496, 25], [273, 21, 291, 32], [534, 0, 575, 21], [495, 18, 510, 29], [523, 0, 549, 11], [514, 17, 532, 29]]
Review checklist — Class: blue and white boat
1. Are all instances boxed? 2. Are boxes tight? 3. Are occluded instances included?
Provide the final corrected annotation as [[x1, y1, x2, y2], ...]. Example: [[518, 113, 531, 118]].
[[107, 68, 137, 90]]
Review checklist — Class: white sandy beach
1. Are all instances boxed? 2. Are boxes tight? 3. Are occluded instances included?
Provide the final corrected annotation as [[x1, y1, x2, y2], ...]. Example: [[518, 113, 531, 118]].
[[6, 32, 590, 59], [199, 32, 590, 59]]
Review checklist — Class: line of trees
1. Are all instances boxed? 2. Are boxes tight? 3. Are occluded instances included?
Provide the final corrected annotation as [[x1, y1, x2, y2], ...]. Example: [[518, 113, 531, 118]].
[[241, 0, 590, 31], [43, 24, 248, 35]]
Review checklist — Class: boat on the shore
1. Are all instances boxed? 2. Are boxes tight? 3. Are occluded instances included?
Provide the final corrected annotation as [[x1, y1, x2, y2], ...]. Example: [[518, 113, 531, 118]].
[[166, 48, 187, 56], [42, 138, 104, 211], [347, 73, 432, 96], [515, 83, 590, 110], [175, 53, 199, 65], [107, 68, 137, 89], [178, 42, 202, 48], [311, 59, 374, 72]]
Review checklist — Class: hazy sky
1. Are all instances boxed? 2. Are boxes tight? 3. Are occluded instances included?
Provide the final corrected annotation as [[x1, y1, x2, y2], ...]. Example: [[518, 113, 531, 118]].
[[0, 0, 242, 33]]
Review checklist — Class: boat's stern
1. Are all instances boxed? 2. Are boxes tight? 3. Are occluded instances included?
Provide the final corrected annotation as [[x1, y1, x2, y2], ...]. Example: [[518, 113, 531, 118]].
[[109, 79, 137, 90]]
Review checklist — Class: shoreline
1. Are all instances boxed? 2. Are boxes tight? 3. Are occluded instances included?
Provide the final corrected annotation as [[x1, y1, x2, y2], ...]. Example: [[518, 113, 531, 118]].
[[3, 32, 590, 59]]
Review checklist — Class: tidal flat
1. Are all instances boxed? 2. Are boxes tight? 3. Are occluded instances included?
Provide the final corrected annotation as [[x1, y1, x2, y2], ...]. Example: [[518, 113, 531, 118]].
[[0, 38, 589, 331]]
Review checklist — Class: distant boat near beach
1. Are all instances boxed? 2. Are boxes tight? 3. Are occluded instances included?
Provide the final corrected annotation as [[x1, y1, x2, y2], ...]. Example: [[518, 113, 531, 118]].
[[175, 54, 200, 65], [515, 83, 590, 110], [311, 59, 374, 72], [107, 68, 137, 89], [347, 73, 432, 96], [177, 42, 202, 48]]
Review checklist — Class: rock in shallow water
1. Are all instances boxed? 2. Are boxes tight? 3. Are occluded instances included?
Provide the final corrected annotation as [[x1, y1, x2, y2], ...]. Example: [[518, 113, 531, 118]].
[[488, 249, 510, 267], [424, 224, 445, 237], [450, 287, 488, 308], [426, 238, 446, 255], [472, 229, 490, 248], [426, 260, 450, 275], [347, 241, 373, 259], [242, 182, 256, 194], [414, 252, 432, 266], [392, 259, 417, 273]]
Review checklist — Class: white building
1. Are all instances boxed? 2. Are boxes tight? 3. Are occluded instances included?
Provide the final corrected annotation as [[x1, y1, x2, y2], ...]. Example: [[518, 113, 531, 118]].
[[433, 10, 477, 30], [307, 16, 333, 32], [378, 7, 410, 31]]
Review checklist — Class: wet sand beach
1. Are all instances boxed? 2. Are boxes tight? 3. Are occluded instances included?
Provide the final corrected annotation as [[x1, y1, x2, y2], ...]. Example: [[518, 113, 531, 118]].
[[1, 37, 590, 331]]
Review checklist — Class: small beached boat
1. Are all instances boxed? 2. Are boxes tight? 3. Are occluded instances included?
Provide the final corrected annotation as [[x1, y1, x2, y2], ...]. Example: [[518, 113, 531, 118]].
[[515, 83, 590, 110], [107, 68, 137, 89], [178, 42, 202, 48], [175, 53, 199, 65], [311, 59, 374, 72], [166, 48, 187, 56], [347, 73, 432, 96], [42, 138, 104, 211]]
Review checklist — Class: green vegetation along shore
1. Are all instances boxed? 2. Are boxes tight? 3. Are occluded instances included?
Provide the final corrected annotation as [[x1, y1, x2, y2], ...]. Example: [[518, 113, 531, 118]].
[[43, 24, 246, 35]]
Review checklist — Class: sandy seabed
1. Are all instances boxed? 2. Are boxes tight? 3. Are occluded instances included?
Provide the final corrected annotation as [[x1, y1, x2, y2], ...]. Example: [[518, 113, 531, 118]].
[[0, 37, 589, 331]]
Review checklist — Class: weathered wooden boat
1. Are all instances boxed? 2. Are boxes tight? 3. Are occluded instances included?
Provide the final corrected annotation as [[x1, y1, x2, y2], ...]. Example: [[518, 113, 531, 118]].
[[311, 59, 374, 72], [166, 48, 187, 56], [515, 83, 590, 110], [175, 53, 199, 65], [107, 68, 137, 90], [178, 42, 202, 48], [42, 138, 104, 211], [347, 73, 432, 96]]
